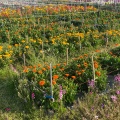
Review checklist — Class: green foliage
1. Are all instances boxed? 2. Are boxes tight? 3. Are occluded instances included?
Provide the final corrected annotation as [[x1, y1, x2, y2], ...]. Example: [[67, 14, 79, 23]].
[[99, 50, 120, 75], [64, 55, 107, 91], [0, 4, 120, 119]]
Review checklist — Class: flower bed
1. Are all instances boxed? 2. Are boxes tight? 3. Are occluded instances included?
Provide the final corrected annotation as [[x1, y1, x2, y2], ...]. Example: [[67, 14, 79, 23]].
[[0, 4, 120, 110]]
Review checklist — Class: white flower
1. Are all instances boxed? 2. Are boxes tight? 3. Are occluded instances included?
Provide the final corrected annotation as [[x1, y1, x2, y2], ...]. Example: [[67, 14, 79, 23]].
[[95, 115, 98, 119]]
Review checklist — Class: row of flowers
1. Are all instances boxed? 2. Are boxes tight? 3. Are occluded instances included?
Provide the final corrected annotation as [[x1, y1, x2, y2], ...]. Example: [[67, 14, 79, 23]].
[[0, 5, 97, 18]]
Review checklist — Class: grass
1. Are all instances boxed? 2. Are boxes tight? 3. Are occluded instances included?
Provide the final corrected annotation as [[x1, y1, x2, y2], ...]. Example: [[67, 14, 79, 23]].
[[0, 67, 24, 119]]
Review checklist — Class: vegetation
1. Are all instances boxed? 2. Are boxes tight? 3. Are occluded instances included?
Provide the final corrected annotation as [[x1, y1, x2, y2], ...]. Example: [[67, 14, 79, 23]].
[[0, 4, 120, 120]]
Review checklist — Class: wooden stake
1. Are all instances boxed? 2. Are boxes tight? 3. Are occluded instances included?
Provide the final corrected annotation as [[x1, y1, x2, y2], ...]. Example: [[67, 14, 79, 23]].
[[106, 37, 108, 48], [79, 36, 82, 51], [66, 48, 68, 65], [7, 31, 10, 44], [26, 35, 28, 43], [42, 41, 44, 59], [23, 53, 26, 66], [50, 63, 54, 101], [92, 53, 95, 81], [38, 18, 39, 25], [42, 41, 44, 51]]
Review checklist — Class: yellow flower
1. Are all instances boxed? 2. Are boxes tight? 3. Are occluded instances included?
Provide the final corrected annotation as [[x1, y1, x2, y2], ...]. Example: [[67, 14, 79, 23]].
[[9, 60, 12, 63], [0, 55, 2, 59], [21, 40, 25, 43], [15, 44, 19, 47], [62, 41, 69, 45], [33, 40, 36, 43], [0, 46, 3, 51], [10, 50, 13, 55], [8, 45, 12, 49], [3, 54, 11, 58], [25, 46, 29, 49], [40, 50, 44, 53]]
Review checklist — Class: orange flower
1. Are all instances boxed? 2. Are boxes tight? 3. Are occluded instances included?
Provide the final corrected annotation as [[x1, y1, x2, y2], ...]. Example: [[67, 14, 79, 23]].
[[73, 58, 78, 60], [39, 80, 45, 86], [56, 64, 60, 66], [42, 68, 46, 71], [84, 62, 88, 67], [109, 52, 113, 55], [53, 65, 56, 69], [60, 68, 64, 71], [77, 64, 81, 68], [95, 49, 100, 52], [38, 64, 41, 67], [32, 69, 36, 73], [52, 80, 56, 85], [95, 71, 101, 76], [71, 76, 76, 79], [81, 70, 85, 73], [94, 61, 98, 69], [23, 68, 28, 73], [38, 70, 42, 74], [115, 43, 119, 46], [77, 72, 81, 75], [94, 63, 98, 69], [65, 74, 69, 77], [33, 65, 36, 68], [47, 65, 50, 69], [79, 55, 83, 59], [84, 54, 88, 57], [28, 66, 32, 69], [63, 62, 66, 65], [53, 75, 59, 80]]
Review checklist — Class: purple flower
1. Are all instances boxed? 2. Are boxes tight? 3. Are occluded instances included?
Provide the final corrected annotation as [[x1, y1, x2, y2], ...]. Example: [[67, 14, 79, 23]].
[[31, 93, 35, 99], [91, 106, 94, 111], [116, 90, 120, 95], [101, 103, 104, 108], [114, 74, 120, 82], [88, 79, 95, 88], [111, 95, 117, 102]]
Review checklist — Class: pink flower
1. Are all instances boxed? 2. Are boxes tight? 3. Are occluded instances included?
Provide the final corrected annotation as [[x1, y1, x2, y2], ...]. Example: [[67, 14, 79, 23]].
[[111, 95, 117, 102], [59, 85, 66, 100], [88, 79, 95, 88], [116, 90, 120, 95], [89, 91, 93, 94], [31, 93, 35, 99], [5, 108, 10, 111], [114, 74, 120, 82]]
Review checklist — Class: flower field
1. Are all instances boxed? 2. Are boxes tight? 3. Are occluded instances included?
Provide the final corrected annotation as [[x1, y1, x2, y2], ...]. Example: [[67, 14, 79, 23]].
[[0, 4, 120, 119]]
